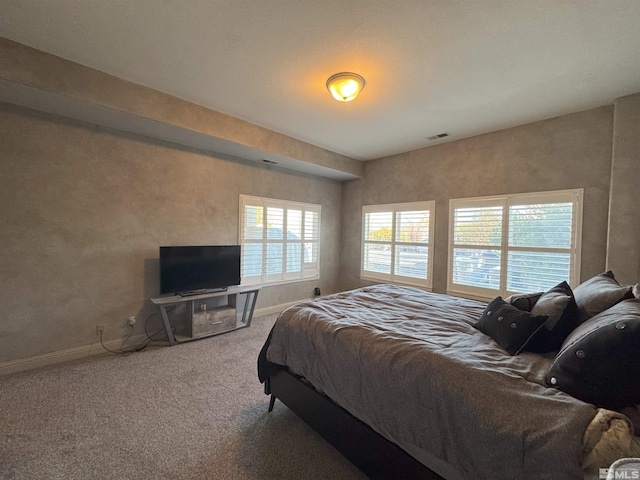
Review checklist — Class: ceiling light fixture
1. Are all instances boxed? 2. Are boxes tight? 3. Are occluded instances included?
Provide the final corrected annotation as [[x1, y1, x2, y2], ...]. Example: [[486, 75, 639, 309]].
[[326, 72, 366, 102]]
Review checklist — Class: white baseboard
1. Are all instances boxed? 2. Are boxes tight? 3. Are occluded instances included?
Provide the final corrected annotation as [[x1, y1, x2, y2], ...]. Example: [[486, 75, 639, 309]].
[[0, 335, 148, 377], [253, 298, 310, 317], [0, 299, 308, 377]]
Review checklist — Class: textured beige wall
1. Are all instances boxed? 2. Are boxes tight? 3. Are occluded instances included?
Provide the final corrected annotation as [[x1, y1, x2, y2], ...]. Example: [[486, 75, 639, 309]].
[[0, 104, 342, 363], [0, 37, 363, 179], [340, 106, 614, 294], [607, 93, 640, 285]]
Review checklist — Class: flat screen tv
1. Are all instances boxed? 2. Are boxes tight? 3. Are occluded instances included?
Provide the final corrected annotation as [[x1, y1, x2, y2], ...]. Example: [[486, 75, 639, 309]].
[[159, 245, 241, 296]]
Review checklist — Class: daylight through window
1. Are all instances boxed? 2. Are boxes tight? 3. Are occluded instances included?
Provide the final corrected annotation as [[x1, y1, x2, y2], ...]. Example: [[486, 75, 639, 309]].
[[448, 190, 583, 299], [361, 201, 435, 288], [239, 195, 320, 286]]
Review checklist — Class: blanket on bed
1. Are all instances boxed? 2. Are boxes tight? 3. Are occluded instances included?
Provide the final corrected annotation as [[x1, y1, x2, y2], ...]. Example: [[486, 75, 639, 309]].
[[261, 284, 599, 480]]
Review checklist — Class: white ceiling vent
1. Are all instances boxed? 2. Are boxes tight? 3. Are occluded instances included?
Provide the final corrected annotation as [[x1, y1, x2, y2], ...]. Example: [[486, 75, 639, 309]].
[[427, 132, 451, 141]]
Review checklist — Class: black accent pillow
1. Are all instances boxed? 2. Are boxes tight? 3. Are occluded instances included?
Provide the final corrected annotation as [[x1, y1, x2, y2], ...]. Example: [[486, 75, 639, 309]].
[[525, 281, 579, 353], [475, 297, 548, 355], [573, 271, 634, 324], [504, 291, 544, 312], [546, 299, 640, 409]]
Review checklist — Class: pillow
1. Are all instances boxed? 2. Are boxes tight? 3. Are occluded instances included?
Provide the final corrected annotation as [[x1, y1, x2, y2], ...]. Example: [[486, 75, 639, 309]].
[[526, 281, 579, 352], [546, 298, 640, 408], [504, 291, 544, 312], [475, 297, 548, 355], [573, 271, 634, 324]]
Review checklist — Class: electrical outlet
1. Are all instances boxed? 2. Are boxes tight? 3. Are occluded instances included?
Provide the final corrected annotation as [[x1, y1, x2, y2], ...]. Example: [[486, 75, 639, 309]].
[[128, 316, 137, 326], [96, 324, 105, 336]]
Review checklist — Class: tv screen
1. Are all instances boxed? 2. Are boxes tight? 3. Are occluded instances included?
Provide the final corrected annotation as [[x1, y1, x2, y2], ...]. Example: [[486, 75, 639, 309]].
[[159, 245, 241, 295]]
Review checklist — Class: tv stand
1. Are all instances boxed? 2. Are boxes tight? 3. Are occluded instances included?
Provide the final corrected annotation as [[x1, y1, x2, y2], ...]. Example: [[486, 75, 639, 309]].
[[151, 286, 259, 345], [178, 287, 228, 297]]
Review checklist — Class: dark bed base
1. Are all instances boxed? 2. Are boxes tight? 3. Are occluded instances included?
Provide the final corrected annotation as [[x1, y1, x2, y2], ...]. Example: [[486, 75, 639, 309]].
[[266, 368, 443, 480]]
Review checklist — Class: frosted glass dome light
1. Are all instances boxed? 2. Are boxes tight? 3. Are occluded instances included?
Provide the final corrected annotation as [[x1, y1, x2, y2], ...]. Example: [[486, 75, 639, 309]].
[[326, 72, 366, 102]]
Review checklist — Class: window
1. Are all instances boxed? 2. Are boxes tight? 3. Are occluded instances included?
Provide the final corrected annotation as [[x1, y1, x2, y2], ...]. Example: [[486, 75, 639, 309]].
[[448, 189, 583, 299], [239, 195, 320, 286], [361, 201, 435, 288]]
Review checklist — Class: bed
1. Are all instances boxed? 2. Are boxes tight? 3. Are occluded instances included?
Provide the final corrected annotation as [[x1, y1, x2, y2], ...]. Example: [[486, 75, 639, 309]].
[[258, 281, 640, 479]]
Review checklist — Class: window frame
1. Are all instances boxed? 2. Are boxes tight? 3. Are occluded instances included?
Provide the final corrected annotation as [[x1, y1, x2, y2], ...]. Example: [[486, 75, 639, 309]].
[[447, 189, 583, 300], [239, 195, 320, 287], [361, 201, 436, 289]]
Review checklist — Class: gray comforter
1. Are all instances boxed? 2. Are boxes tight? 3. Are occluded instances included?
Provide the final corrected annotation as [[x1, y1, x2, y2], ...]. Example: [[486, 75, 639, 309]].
[[265, 284, 598, 480]]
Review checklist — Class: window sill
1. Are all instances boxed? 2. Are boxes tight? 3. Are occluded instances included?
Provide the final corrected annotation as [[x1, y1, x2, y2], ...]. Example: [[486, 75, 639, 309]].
[[242, 275, 320, 289]]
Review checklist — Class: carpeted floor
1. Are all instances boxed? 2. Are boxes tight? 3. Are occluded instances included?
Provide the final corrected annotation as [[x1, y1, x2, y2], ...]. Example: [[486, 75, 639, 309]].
[[0, 314, 366, 480]]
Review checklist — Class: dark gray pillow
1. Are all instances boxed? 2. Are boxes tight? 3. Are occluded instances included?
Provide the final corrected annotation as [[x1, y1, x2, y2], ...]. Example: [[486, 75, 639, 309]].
[[526, 281, 579, 352], [504, 291, 544, 312], [546, 299, 640, 408], [572, 271, 633, 324], [475, 297, 548, 356]]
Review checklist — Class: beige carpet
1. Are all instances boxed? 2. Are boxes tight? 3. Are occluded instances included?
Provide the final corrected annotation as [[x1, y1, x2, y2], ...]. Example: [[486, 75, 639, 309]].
[[0, 314, 366, 480]]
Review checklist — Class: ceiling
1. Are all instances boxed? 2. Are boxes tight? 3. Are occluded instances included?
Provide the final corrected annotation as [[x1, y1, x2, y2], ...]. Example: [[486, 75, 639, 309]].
[[1, 1, 640, 161]]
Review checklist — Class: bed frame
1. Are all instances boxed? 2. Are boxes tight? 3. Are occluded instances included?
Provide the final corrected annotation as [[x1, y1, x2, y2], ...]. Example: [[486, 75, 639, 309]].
[[265, 368, 444, 480]]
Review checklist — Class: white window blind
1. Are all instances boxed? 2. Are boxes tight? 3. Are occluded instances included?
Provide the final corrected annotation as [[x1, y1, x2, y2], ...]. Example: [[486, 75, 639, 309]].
[[361, 201, 435, 288], [239, 195, 320, 286], [448, 190, 583, 299]]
